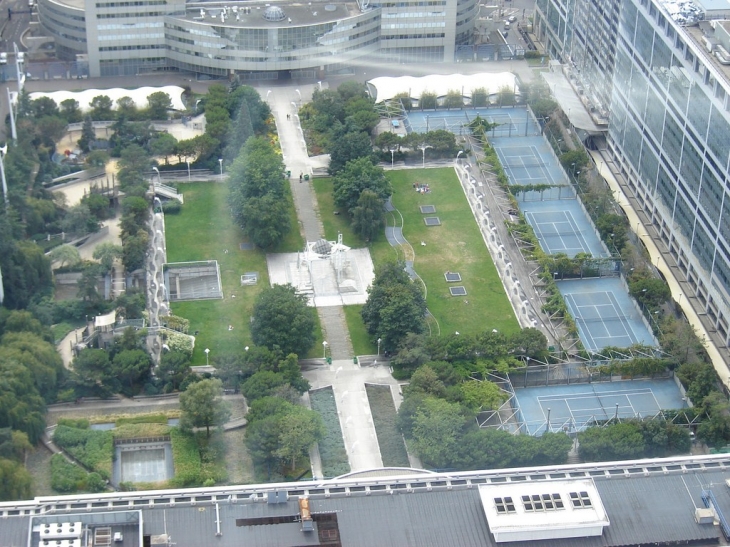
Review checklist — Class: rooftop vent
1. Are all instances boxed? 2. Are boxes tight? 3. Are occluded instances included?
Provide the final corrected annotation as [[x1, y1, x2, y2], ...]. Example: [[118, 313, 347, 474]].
[[324, 4, 337, 11], [263, 5, 286, 21]]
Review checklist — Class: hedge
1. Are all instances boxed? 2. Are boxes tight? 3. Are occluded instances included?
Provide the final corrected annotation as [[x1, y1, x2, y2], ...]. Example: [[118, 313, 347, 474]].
[[52, 425, 114, 480], [309, 387, 350, 477], [365, 384, 410, 467]]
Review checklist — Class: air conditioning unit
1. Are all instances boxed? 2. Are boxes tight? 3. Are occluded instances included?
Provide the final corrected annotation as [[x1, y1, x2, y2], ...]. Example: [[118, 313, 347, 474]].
[[695, 507, 714, 524]]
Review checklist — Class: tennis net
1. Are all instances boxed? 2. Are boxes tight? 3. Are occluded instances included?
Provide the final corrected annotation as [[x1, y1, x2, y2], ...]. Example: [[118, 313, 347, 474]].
[[573, 312, 631, 324], [502, 156, 546, 167]]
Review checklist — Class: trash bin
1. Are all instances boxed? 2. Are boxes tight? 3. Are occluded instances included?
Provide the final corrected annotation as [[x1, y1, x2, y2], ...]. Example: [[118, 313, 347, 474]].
[[326, 357, 332, 364], [304, 174, 310, 181], [353, 356, 358, 364], [286, 170, 291, 178]]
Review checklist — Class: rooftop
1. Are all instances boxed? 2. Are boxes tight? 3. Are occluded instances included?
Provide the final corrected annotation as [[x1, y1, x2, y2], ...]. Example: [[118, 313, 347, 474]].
[[182, 1, 361, 28], [2, 455, 730, 547]]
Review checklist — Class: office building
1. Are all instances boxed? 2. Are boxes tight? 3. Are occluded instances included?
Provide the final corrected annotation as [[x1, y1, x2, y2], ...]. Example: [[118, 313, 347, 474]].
[[37, 0, 479, 78], [535, 0, 730, 348]]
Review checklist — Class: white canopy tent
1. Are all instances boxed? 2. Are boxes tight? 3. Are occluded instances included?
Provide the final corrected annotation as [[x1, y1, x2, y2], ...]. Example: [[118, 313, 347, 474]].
[[29, 86, 187, 112], [366, 73, 519, 103]]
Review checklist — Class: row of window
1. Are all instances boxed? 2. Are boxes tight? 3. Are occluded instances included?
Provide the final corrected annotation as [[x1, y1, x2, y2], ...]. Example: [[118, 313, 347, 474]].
[[95, 0, 166, 6], [493, 492, 592, 514]]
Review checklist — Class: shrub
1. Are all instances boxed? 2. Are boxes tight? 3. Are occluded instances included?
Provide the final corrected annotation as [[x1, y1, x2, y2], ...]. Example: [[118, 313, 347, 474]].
[[50, 454, 88, 493], [162, 201, 182, 214], [115, 414, 168, 426], [52, 425, 113, 479], [169, 428, 202, 487], [309, 387, 350, 477], [57, 418, 90, 429], [366, 384, 410, 467]]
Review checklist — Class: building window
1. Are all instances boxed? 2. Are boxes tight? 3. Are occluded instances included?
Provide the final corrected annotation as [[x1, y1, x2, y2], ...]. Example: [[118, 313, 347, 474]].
[[522, 493, 564, 512]]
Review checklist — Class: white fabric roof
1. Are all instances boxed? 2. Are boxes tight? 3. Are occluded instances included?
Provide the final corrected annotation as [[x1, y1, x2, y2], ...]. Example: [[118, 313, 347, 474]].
[[367, 73, 519, 103], [28, 86, 186, 112]]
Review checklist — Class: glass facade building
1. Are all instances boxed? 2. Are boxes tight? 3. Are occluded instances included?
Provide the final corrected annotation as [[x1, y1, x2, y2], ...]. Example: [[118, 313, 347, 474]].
[[535, 0, 730, 346], [38, 0, 478, 78]]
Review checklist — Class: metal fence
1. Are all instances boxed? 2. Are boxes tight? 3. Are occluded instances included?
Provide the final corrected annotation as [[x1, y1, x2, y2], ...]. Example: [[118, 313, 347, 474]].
[[508, 362, 672, 389]]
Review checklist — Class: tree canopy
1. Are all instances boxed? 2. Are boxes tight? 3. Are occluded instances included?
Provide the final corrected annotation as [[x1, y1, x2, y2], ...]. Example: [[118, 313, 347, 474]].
[[251, 285, 316, 357], [179, 378, 231, 437]]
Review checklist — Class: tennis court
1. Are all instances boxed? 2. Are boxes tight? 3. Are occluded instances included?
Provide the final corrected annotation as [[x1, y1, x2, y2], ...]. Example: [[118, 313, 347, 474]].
[[403, 106, 541, 137], [514, 379, 688, 435], [522, 200, 607, 257], [557, 277, 657, 351]]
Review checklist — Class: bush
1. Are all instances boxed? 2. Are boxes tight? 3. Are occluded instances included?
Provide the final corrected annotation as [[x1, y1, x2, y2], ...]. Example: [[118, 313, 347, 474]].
[[57, 418, 90, 429], [52, 425, 114, 479], [162, 201, 182, 214], [169, 428, 202, 487], [309, 387, 350, 477], [50, 454, 88, 493], [115, 414, 168, 426], [365, 384, 410, 467]]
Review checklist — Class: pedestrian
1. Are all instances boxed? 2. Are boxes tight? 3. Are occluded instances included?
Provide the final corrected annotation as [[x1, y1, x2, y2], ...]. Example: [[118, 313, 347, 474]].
[[299, 172, 303, 183]]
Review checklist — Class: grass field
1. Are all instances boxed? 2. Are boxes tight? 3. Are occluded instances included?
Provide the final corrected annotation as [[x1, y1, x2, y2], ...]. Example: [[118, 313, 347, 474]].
[[165, 181, 312, 365], [312, 168, 518, 338]]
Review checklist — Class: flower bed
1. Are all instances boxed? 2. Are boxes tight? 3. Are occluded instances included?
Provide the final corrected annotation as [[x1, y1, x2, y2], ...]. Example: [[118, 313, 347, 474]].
[[365, 384, 410, 467], [309, 387, 350, 477]]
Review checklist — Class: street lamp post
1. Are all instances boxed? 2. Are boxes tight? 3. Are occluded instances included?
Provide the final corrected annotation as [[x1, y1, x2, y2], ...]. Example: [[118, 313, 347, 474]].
[[317, 81, 322, 91], [152, 166, 161, 185], [204, 348, 210, 367], [186, 160, 191, 181], [0, 145, 8, 210], [218, 158, 223, 180], [377, 338, 381, 356], [419, 145, 433, 168], [389, 145, 397, 168], [456, 150, 464, 162], [322, 341, 328, 359], [295, 89, 302, 105]]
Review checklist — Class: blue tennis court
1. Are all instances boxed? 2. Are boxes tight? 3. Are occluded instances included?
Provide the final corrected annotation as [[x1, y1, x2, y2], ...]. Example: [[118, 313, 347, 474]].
[[514, 379, 688, 435], [403, 106, 541, 137], [522, 200, 608, 258], [557, 278, 657, 351]]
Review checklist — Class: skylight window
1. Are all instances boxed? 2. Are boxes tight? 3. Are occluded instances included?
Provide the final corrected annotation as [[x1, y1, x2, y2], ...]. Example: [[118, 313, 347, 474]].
[[569, 491, 592, 508], [522, 493, 564, 512], [494, 496, 516, 514]]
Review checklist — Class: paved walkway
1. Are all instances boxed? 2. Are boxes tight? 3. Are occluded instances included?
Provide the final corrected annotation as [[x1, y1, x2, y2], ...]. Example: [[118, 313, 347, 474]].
[[304, 359, 404, 473], [266, 87, 354, 361]]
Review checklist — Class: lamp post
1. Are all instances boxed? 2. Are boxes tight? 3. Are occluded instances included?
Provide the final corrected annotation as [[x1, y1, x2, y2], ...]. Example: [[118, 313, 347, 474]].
[[0, 145, 8, 210], [218, 158, 223, 180], [323, 341, 328, 359], [419, 145, 433, 168], [152, 166, 161, 185], [266, 90, 272, 100], [377, 338, 381, 356], [389, 145, 397, 168], [186, 160, 191, 181], [295, 89, 301, 105], [204, 348, 210, 367], [317, 81, 322, 91], [456, 150, 464, 162], [195, 99, 202, 113]]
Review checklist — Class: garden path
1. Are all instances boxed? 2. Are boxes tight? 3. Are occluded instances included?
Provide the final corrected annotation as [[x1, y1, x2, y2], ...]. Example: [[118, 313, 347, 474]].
[[265, 87, 354, 361]]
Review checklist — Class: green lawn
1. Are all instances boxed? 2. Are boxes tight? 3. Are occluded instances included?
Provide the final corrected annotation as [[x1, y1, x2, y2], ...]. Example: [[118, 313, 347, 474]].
[[165, 182, 315, 365], [312, 169, 519, 339]]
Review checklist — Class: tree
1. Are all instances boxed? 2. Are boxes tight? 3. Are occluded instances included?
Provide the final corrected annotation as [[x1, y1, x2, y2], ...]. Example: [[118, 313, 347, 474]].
[[224, 99, 255, 160], [361, 261, 426, 352], [251, 284, 316, 357], [443, 90, 464, 109], [78, 115, 95, 153], [179, 378, 231, 437], [149, 133, 177, 165], [0, 458, 32, 501], [333, 156, 391, 213], [420, 91, 438, 110], [1, 331, 64, 401], [405, 366, 447, 398], [328, 131, 373, 175], [93, 242, 123, 273], [122, 231, 149, 272], [241, 371, 288, 402], [471, 87, 489, 107], [498, 84, 516, 106], [61, 203, 100, 235], [48, 244, 81, 269], [410, 397, 466, 468], [146, 91, 172, 120], [89, 95, 113, 120], [116, 96, 137, 119], [72, 348, 117, 397], [578, 423, 645, 461], [112, 349, 151, 390], [241, 193, 291, 249], [275, 406, 324, 470], [60, 98, 82, 123], [31, 97, 59, 118], [351, 189, 386, 241], [0, 359, 47, 443], [77, 264, 103, 305], [459, 380, 506, 411], [510, 327, 548, 359], [158, 351, 191, 392]]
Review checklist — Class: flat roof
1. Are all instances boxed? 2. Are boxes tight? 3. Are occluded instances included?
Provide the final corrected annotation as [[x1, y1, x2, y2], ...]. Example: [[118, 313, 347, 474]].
[[182, 1, 361, 28]]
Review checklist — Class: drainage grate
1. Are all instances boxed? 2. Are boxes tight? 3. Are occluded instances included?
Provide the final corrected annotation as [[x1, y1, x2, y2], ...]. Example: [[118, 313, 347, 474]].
[[239, 242, 254, 250], [424, 217, 441, 226], [450, 286, 467, 296], [445, 272, 462, 282], [420, 205, 436, 213]]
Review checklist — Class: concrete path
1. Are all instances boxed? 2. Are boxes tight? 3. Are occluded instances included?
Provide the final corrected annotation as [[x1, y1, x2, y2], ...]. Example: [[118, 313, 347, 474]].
[[304, 359, 404, 472], [265, 87, 354, 360]]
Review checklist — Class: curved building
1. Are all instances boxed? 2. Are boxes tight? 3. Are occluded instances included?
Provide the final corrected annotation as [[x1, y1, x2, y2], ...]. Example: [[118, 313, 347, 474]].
[[37, 0, 478, 78]]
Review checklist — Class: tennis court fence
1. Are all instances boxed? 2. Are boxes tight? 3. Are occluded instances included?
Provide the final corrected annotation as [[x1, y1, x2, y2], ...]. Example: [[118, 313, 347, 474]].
[[508, 362, 672, 389]]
